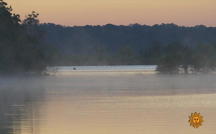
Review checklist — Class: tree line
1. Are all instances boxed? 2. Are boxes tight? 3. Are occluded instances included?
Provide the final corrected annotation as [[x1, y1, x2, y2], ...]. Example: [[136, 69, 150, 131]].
[[1, 0, 216, 74], [0, 0, 50, 74], [155, 43, 216, 73], [39, 23, 216, 74]]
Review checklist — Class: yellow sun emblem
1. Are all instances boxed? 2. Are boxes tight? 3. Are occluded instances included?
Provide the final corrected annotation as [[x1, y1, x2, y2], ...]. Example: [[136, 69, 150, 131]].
[[188, 112, 204, 128]]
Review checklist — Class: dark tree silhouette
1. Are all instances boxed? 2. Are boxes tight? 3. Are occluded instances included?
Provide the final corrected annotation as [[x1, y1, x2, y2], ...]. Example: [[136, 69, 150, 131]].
[[0, 0, 49, 74], [1, 0, 216, 74], [23, 11, 39, 25]]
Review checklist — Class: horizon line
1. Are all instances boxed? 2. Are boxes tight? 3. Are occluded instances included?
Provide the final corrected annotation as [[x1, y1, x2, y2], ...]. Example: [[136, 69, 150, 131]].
[[41, 22, 216, 28]]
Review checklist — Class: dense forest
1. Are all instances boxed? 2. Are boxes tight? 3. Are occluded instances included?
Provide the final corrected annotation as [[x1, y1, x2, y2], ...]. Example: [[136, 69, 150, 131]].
[[40, 23, 216, 73], [1, 0, 216, 74], [0, 0, 50, 74]]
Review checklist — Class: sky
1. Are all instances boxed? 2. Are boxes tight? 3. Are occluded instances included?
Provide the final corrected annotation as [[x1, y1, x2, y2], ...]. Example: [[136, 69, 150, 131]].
[[5, 0, 216, 26]]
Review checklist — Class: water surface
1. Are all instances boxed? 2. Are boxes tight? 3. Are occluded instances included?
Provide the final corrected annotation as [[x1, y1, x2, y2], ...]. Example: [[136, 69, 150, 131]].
[[0, 72, 216, 134]]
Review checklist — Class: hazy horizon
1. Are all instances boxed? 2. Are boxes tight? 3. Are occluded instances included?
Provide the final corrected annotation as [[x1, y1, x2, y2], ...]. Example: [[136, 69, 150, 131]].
[[5, 0, 216, 27], [41, 22, 215, 28]]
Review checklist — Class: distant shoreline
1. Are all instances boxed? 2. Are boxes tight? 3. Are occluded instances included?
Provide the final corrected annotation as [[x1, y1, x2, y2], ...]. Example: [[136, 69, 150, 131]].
[[46, 65, 157, 75]]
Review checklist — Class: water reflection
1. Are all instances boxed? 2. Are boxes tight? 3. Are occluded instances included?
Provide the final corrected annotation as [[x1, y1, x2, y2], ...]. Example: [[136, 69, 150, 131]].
[[0, 74, 216, 134], [0, 76, 45, 134]]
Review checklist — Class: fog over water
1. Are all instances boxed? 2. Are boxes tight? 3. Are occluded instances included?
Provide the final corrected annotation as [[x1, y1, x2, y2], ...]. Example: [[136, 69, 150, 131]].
[[0, 69, 216, 134]]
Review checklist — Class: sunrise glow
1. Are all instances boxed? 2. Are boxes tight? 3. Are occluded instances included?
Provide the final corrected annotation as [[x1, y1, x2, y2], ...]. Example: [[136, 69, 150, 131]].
[[6, 0, 216, 26]]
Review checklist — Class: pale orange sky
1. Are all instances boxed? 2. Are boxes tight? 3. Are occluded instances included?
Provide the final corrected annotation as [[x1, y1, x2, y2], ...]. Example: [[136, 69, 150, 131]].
[[5, 0, 216, 26]]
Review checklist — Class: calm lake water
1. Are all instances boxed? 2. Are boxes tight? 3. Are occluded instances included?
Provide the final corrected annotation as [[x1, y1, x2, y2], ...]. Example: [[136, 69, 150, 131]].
[[1, 66, 216, 134]]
